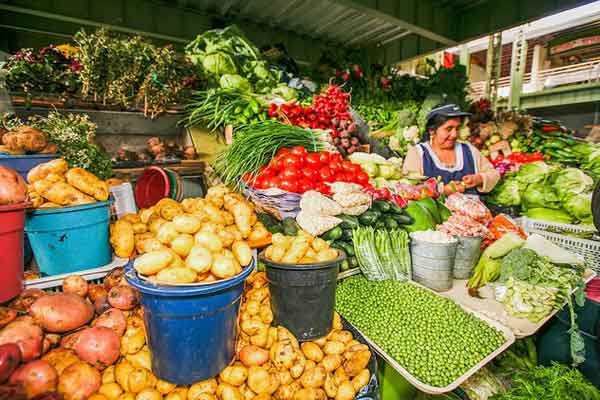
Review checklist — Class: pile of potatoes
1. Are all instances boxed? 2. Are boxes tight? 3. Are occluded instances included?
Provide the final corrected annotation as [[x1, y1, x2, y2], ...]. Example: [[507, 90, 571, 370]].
[[27, 158, 110, 208], [263, 232, 339, 265], [111, 185, 271, 284], [0, 268, 372, 400]]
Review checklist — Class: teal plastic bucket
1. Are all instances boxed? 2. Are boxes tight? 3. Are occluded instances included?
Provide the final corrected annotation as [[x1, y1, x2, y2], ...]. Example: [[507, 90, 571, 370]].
[[125, 259, 255, 384], [25, 201, 112, 276], [180, 176, 206, 199]]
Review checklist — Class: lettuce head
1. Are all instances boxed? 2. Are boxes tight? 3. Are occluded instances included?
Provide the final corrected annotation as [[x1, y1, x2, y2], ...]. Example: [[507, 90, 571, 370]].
[[487, 178, 522, 206], [562, 191, 592, 221], [515, 162, 555, 184], [550, 168, 594, 199], [522, 183, 560, 210]]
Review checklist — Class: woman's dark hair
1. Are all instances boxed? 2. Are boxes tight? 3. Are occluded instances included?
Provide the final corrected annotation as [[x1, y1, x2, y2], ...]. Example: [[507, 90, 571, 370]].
[[420, 103, 463, 143]]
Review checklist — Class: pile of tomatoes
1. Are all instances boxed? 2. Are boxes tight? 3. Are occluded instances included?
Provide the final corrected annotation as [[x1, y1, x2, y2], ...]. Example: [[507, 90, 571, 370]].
[[243, 146, 369, 195]]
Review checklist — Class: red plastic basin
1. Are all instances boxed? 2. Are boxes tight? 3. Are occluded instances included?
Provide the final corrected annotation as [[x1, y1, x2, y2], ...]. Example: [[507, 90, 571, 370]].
[[0, 203, 28, 302]]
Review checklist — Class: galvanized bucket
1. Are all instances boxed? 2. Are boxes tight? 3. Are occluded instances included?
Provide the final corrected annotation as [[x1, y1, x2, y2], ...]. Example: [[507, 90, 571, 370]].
[[454, 236, 482, 279], [410, 236, 458, 292]]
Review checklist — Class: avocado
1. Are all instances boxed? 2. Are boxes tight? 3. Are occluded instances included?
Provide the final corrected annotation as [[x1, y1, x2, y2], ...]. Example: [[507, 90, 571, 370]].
[[417, 197, 441, 224], [403, 201, 436, 233]]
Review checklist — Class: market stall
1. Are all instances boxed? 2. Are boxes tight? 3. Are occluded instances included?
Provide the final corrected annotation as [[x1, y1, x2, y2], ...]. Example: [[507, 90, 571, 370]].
[[1, 21, 600, 400]]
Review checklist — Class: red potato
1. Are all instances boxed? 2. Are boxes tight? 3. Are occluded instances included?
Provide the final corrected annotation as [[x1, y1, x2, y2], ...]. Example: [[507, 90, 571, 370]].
[[73, 327, 120, 370], [0, 384, 27, 400], [0, 343, 21, 384], [103, 268, 124, 291], [57, 362, 101, 400], [9, 289, 46, 312], [31, 393, 64, 400], [0, 308, 17, 329], [0, 318, 43, 361], [42, 348, 80, 375], [94, 296, 111, 316], [107, 286, 138, 311], [62, 276, 88, 298], [87, 285, 107, 304], [60, 331, 83, 350], [29, 293, 94, 333], [10, 360, 58, 398], [93, 309, 127, 337]]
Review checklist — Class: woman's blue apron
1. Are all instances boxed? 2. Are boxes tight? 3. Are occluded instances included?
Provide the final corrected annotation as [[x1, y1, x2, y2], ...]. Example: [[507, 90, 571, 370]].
[[418, 142, 478, 195]]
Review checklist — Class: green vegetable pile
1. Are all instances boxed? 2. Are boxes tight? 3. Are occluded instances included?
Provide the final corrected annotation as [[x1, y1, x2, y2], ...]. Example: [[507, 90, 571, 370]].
[[336, 276, 506, 388], [487, 161, 594, 225], [352, 227, 410, 281], [490, 363, 600, 400]]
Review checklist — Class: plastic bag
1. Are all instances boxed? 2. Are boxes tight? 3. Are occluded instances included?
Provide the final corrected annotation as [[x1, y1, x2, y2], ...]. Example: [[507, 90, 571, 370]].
[[445, 193, 493, 223]]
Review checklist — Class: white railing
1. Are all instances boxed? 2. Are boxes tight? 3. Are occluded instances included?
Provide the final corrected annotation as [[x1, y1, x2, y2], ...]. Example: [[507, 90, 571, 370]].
[[469, 59, 600, 99]]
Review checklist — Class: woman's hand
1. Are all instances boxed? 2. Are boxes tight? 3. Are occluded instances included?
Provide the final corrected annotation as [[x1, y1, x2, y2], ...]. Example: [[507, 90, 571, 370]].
[[462, 174, 483, 188]]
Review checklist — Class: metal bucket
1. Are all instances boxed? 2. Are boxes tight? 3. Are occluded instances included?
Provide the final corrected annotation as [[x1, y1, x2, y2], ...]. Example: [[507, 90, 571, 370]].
[[454, 236, 482, 279], [410, 237, 458, 292]]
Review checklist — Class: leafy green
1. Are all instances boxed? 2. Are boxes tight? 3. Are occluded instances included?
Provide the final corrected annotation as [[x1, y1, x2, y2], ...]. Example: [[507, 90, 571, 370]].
[[562, 191, 592, 221], [468, 233, 525, 289], [524, 208, 573, 224], [522, 182, 560, 210], [203, 52, 237, 75], [219, 74, 251, 92], [499, 248, 545, 283], [515, 161, 555, 184], [550, 168, 594, 200]]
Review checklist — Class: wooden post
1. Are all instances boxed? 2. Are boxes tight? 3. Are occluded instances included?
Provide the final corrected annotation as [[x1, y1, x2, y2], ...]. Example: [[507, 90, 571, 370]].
[[485, 33, 503, 108], [509, 29, 528, 109], [459, 44, 470, 77], [530, 44, 542, 91]]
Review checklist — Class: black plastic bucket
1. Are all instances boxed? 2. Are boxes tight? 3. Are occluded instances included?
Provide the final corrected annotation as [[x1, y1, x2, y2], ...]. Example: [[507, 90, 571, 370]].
[[260, 252, 344, 341]]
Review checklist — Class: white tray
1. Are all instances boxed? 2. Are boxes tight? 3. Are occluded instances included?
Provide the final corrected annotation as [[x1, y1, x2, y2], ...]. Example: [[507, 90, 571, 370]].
[[441, 269, 596, 338], [342, 281, 516, 394], [25, 257, 128, 291]]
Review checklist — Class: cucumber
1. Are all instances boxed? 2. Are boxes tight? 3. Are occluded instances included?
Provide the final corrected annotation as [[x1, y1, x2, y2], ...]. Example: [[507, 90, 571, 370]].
[[372, 200, 391, 213], [335, 240, 355, 257], [348, 256, 358, 268], [342, 228, 354, 241], [388, 202, 405, 215], [282, 217, 300, 236], [391, 214, 413, 225], [358, 210, 380, 225], [338, 214, 360, 229], [256, 212, 282, 234], [322, 226, 343, 241], [384, 217, 399, 230], [340, 259, 350, 271]]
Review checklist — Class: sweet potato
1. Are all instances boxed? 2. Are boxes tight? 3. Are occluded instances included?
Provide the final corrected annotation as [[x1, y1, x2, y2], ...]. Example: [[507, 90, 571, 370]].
[[57, 362, 101, 400], [104, 268, 125, 291], [9, 289, 46, 312], [0, 308, 17, 329], [42, 348, 80, 375], [87, 284, 108, 304], [107, 286, 138, 311], [0, 343, 21, 384], [9, 360, 58, 398], [93, 309, 127, 337], [29, 293, 94, 333], [62, 275, 88, 298], [0, 318, 43, 361], [73, 327, 120, 370]]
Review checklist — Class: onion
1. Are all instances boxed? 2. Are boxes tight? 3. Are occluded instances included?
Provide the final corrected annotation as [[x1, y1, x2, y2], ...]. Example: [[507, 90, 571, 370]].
[[0, 166, 27, 205]]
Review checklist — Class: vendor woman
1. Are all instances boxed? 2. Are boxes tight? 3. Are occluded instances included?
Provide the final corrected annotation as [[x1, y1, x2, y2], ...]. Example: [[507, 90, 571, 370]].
[[403, 104, 500, 196]]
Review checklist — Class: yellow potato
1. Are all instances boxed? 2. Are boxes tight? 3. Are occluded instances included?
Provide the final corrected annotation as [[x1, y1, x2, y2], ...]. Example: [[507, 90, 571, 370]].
[[157, 222, 178, 244], [301, 342, 324, 363], [186, 246, 212, 273], [137, 238, 163, 254], [351, 369, 370, 392], [248, 222, 269, 242], [330, 330, 353, 344], [305, 360, 317, 370], [99, 382, 123, 400], [117, 394, 135, 400], [167, 253, 185, 269], [188, 378, 217, 396], [121, 213, 141, 224], [138, 208, 154, 224], [125, 347, 151, 370], [135, 388, 162, 400], [323, 341, 345, 355], [247, 366, 280, 395], [225, 225, 243, 241], [335, 381, 355, 400], [129, 368, 157, 393], [188, 393, 216, 400], [134, 249, 172, 275], [164, 387, 188, 400], [89, 395, 109, 400], [333, 313, 343, 330], [300, 366, 326, 389], [211, 253, 238, 279], [155, 379, 176, 395], [333, 367, 348, 386], [321, 354, 343, 373], [102, 365, 115, 384], [292, 388, 327, 400], [115, 360, 135, 392], [324, 373, 337, 398], [219, 364, 248, 386], [132, 223, 148, 234], [148, 215, 167, 235], [216, 383, 242, 400], [170, 234, 194, 257], [232, 241, 252, 266], [173, 214, 202, 234], [155, 198, 184, 221], [156, 267, 197, 284], [316, 248, 339, 262], [194, 231, 223, 252], [110, 220, 135, 258]]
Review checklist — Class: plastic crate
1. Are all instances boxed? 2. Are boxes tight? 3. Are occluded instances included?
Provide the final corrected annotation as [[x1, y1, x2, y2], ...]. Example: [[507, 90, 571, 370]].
[[517, 217, 600, 272], [24, 257, 128, 292]]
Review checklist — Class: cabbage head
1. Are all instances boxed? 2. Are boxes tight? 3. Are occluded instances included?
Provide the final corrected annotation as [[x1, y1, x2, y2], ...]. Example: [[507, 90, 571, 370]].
[[202, 52, 237, 75], [487, 178, 522, 206], [522, 183, 560, 210], [515, 162, 555, 184], [551, 168, 594, 199], [271, 84, 297, 101], [524, 208, 573, 224], [562, 191, 592, 221], [219, 74, 251, 92]]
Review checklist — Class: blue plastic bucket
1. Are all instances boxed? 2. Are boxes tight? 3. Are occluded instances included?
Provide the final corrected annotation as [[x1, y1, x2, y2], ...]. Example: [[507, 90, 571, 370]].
[[25, 201, 112, 276], [125, 260, 255, 384], [0, 154, 57, 181]]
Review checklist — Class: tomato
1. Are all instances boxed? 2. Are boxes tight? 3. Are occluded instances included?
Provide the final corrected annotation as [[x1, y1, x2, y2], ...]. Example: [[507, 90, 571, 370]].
[[280, 167, 300, 180], [276, 148, 290, 158], [290, 146, 307, 157], [318, 151, 331, 164], [259, 166, 276, 177], [282, 155, 303, 169], [319, 166, 334, 182], [241, 172, 253, 183], [341, 160, 354, 170], [264, 176, 281, 189], [347, 163, 362, 174], [355, 171, 369, 185], [343, 172, 356, 182], [272, 156, 286, 171], [254, 175, 269, 189], [302, 167, 319, 180], [305, 153, 321, 167], [329, 153, 342, 164], [279, 179, 298, 193], [329, 160, 342, 172], [314, 182, 331, 195], [298, 179, 313, 193]]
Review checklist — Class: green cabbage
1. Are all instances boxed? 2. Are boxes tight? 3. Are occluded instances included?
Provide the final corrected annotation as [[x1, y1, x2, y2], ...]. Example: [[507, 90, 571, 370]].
[[361, 162, 379, 177], [488, 178, 522, 206], [522, 183, 560, 210], [219, 74, 251, 92], [202, 52, 237, 75], [515, 162, 555, 184], [550, 168, 594, 200], [562, 191, 592, 221], [271, 84, 297, 101], [524, 208, 573, 224], [378, 164, 396, 179]]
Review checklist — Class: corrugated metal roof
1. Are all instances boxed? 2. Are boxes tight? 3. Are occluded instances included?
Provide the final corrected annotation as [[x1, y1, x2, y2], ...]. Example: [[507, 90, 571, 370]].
[[183, 0, 412, 48]]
